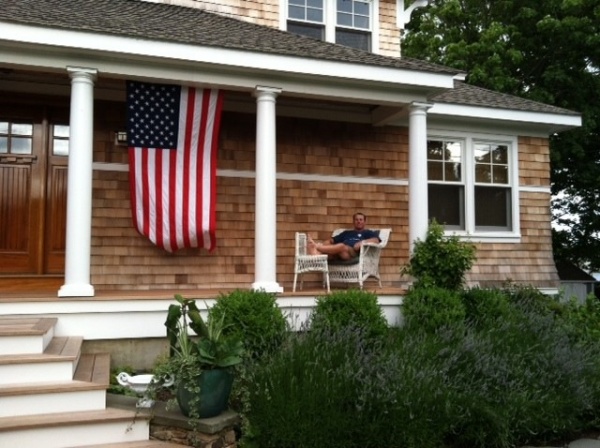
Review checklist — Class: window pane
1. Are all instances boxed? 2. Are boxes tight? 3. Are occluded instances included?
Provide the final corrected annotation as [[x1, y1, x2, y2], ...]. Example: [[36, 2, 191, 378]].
[[307, 7, 323, 22], [0, 136, 7, 153], [493, 165, 509, 184], [0, 122, 8, 133], [428, 184, 465, 229], [307, 0, 322, 7], [427, 141, 444, 160], [354, 16, 369, 29], [446, 142, 462, 161], [492, 145, 508, 164], [474, 143, 491, 163], [354, 1, 369, 15], [289, 5, 305, 19], [475, 164, 491, 183], [428, 161, 443, 181], [445, 161, 461, 182], [53, 139, 69, 156], [475, 186, 511, 230], [11, 137, 32, 154], [337, 12, 352, 26], [54, 125, 70, 138], [288, 22, 325, 39], [335, 29, 370, 51], [290, 0, 305, 5], [11, 123, 33, 136], [337, 0, 352, 13]]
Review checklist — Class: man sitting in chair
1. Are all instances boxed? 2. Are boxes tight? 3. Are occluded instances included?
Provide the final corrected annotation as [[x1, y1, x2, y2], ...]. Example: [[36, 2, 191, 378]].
[[308, 212, 381, 260]]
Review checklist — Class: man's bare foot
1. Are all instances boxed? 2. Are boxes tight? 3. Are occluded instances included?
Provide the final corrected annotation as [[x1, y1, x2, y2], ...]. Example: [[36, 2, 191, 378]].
[[306, 234, 320, 255]]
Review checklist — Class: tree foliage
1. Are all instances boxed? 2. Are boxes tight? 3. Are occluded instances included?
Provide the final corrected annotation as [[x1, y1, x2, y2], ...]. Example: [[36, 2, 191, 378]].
[[402, 0, 600, 270]]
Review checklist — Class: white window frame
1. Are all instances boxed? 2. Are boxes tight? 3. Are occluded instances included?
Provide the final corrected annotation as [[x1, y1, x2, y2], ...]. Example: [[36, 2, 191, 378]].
[[427, 130, 521, 242], [280, 0, 380, 53]]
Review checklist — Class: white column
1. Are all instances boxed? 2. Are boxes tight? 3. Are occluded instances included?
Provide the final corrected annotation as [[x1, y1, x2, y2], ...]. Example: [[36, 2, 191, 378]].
[[252, 86, 283, 293], [408, 102, 433, 251], [58, 67, 97, 297]]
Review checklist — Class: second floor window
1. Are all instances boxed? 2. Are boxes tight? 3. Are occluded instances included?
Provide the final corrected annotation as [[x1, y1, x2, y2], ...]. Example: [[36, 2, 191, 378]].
[[286, 0, 372, 51]]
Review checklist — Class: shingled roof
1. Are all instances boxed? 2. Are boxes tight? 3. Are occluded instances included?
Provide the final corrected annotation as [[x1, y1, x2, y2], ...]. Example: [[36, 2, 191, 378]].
[[0, 0, 581, 117], [432, 81, 579, 116], [0, 0, 457, 75]]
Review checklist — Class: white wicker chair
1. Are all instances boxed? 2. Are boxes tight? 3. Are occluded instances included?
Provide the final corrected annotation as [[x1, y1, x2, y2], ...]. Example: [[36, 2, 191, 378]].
[[327, 228, 391, 289], [293, 232, 330, 292]]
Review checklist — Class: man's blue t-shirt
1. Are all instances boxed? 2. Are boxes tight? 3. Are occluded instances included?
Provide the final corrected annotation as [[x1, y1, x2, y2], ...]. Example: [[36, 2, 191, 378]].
[[333, 229, 380, 248]]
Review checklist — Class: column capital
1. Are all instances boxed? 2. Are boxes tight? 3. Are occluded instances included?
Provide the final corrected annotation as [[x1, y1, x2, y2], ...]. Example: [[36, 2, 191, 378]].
[[67, 66, 98, 80], [410, 101, 434, 111], [254, 85, 282, 97]]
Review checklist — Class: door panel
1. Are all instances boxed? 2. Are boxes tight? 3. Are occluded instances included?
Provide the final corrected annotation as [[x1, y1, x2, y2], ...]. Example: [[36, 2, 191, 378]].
[[45, 163, 67, 273]]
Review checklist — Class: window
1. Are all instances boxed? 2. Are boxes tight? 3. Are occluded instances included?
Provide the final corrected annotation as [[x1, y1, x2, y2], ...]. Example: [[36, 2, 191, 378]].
[[427, 134, 517, 236], [285, 0, 373, 51], [0, 121, 33, 155], [52, 125, 70, 156]]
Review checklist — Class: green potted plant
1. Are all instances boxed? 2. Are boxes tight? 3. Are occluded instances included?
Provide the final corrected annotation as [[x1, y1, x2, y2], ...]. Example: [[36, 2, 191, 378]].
[[157, 294, 244, 419]]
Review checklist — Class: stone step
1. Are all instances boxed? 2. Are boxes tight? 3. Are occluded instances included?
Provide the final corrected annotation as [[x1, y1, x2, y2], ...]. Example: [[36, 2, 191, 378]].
[[0, 407, 150, 448], [0, 317, 57, 355], [0, 353, 110, 417], [72, 441, 191, 447], [0, 336, 82, 385]]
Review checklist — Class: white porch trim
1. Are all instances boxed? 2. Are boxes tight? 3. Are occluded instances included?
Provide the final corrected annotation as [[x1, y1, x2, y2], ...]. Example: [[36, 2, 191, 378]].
[[252, 86, 284, 293], [408, 102, 432, 249], [59, 67, 97, 298]]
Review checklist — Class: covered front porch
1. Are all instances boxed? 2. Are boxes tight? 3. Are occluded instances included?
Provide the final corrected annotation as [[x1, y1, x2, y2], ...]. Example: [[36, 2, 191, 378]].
[[0, 287, 406, 342]]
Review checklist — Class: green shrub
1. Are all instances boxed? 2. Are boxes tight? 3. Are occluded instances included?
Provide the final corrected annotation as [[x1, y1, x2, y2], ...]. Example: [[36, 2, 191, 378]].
[[402, 286, 466, 333], [241, 325, 450, 448], [240, 298, 600, 448], [210, 289, 287, 359], [461, 287, 515, 329], [560, 295, 600, 346], [401, 220, 476, 290], [310, 289, 388, 339]]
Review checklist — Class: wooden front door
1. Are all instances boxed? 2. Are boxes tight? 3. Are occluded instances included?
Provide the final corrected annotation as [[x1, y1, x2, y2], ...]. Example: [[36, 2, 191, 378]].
[[0, 103, 69, 290]]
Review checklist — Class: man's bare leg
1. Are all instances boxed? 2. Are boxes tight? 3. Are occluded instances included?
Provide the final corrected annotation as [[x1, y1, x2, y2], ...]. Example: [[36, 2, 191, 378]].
[[307, 235, 354, 260]]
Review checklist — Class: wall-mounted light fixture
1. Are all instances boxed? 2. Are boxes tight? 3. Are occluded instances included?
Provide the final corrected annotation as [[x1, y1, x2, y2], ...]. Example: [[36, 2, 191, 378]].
[[114, 131, 128, 146]]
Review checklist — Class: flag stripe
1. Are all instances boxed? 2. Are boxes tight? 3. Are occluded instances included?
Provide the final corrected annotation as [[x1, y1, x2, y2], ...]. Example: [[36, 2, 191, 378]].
[[127, 81, 223, 252]]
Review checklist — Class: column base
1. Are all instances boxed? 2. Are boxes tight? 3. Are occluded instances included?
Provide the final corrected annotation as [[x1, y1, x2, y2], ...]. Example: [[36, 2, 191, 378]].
[[58, 283, 95, 297], [251, 281, 284, 293]]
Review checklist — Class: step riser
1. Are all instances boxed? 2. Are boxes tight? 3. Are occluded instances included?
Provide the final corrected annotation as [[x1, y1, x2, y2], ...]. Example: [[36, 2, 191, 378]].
[[0, 389, 107, 418], [0, 361, 76, 385], [0, 420, 149, 448], [0, 330, 54, 355]]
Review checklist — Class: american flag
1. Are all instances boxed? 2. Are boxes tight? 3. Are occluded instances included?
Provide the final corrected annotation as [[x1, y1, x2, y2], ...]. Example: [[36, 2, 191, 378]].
[[126, 81, 224, 252]]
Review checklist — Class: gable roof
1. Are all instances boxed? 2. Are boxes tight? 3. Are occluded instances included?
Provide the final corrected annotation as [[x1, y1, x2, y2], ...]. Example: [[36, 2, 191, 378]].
[[555, 261, 597, 282], [0, 0, 457, 76]]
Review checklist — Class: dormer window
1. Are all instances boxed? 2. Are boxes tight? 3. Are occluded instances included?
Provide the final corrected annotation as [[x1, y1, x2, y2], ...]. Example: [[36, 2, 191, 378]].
[[285, 0, 373, 52]]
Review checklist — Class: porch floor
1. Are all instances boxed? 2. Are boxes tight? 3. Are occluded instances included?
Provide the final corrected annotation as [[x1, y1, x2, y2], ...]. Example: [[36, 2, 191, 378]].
[[0, 286, 407, 303]]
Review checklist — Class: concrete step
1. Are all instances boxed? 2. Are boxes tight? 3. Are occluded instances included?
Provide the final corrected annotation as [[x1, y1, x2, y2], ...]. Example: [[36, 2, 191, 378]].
[[0, 407, 150, 448], [0, 353, 110, 417], [0, 336, 82, 385], [72, 441, 191, 447], [0, 317, 57, 355]]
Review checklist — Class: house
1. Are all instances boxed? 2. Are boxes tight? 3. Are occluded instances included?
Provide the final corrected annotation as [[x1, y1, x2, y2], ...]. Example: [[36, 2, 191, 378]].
[[0, 0, 583, 322], [0, 0, 583, 445], [555, 261, 598, 303]]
